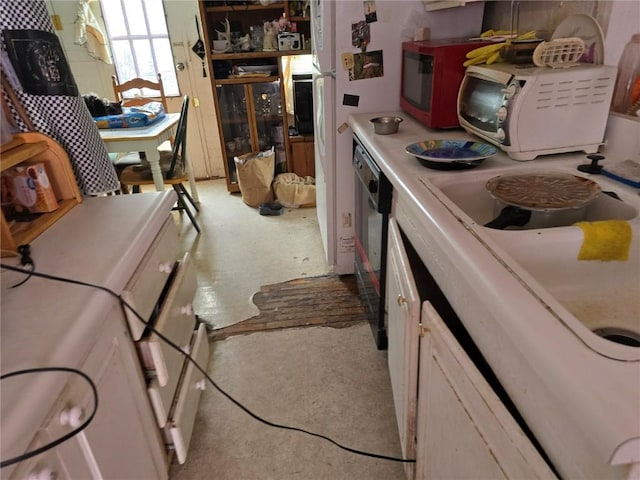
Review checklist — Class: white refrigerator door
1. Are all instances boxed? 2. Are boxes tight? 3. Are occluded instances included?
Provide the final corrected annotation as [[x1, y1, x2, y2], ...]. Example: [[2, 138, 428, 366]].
[[311, 0, 334, 71], [313, 70, 335, 269], [311, 0, 340, 270]]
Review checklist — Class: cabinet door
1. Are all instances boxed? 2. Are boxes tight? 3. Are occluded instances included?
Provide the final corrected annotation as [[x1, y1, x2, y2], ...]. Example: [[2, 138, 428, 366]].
[[8, 430, 85, 480], [386, 218, 420, 478], [251, 79, 287, 173], [73, 317, 168, 479], [416, 302, 556, 480], [216, 79, 288, 185], [216, 83, 252, 184], [29, 309, 167, 480], [289, 136, 315, 178]]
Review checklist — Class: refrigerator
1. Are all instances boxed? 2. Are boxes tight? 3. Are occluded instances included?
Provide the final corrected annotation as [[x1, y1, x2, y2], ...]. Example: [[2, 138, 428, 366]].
[[310, 0, 485, 274]]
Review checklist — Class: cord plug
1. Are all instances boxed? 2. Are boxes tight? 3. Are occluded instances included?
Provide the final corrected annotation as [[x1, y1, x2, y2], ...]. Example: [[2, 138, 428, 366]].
[[17, 244, 33, 266], [11, 244, 34, 288]]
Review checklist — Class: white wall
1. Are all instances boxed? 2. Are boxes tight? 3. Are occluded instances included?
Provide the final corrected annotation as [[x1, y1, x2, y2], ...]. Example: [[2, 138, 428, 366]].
[[45, 0, 116, 98]]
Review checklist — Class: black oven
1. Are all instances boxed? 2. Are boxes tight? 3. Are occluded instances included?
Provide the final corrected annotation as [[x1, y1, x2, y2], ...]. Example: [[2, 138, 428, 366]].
[[353, 135, 392, 349]]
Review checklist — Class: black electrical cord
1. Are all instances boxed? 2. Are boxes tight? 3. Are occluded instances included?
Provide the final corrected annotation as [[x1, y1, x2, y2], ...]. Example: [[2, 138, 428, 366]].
[[0, 367, 98, 468], [0, 263, 416, 465], [10, 245, 34, 288]]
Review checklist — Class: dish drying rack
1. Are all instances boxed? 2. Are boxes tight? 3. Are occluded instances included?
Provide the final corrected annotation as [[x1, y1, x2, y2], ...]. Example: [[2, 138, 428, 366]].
[[533, 37, 585, 68]]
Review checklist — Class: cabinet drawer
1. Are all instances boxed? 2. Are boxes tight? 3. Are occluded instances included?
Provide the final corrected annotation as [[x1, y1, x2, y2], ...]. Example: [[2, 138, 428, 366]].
[[123, 218, 180, 340], [145, 252, 197, 426], [165, 323, 209, 464], [9, 430, 80, 480]]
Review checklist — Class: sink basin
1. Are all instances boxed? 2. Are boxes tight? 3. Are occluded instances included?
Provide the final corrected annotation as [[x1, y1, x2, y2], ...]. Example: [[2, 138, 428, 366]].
[[430, 168, 638, 229], [425, 165, 640, 357]]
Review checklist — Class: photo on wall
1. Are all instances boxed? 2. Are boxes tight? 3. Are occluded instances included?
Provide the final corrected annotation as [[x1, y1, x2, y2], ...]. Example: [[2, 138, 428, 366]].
[[351, 20, 370, 51], [348, 50, 383, 81], [364, 0, 377, 23]]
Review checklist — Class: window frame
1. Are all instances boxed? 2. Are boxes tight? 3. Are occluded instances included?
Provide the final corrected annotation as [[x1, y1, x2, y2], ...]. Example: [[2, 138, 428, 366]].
[[99, 0, 179, 97]]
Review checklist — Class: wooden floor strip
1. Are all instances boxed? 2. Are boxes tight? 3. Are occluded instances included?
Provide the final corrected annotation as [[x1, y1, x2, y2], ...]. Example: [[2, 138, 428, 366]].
[[209, 274, 367, 340]]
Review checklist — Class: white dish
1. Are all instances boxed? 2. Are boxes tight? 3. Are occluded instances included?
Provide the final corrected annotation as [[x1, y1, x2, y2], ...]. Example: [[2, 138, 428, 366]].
[[551, 14, 604, 64]]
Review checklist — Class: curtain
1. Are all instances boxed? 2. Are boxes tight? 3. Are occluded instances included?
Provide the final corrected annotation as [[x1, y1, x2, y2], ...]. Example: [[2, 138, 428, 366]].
[[1, 0, 119, 195]]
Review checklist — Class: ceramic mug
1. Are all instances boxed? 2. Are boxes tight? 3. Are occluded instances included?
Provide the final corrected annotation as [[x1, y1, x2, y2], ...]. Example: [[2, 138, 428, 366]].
[[213, 40, 229, 52]]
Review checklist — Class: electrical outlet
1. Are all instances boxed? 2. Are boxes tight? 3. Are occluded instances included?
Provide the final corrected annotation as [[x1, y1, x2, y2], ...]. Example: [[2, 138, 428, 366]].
[[342, 213, 351, 228]]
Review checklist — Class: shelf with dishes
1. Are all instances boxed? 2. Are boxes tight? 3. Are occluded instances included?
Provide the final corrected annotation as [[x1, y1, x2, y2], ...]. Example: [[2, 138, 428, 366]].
[[202, 2, 286, 13], [215, 75, 280, 85], [202, 1, 311, 19], [211, 49, 310, 60], [199, 0, 297, 193]]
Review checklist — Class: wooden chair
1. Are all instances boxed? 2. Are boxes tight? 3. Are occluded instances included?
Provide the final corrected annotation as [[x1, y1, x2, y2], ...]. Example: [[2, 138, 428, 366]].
[[112, 73, 168, 111], [110, 73, 169, 192], [119, 96, 200, 233]]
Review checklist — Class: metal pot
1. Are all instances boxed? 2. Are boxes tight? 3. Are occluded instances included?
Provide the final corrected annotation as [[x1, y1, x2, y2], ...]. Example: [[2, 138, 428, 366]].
[[370, 116, 402, 135], [484, 172, 601, 230]]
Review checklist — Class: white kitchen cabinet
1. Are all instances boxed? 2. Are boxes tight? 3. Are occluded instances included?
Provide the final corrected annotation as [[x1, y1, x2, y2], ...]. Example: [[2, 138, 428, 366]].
[[1, 192, 207, 478], [386, 216, 420, 480], [386, 218, 556, 480], [9, 303, 167, 480], [416, 302, 556, 479]]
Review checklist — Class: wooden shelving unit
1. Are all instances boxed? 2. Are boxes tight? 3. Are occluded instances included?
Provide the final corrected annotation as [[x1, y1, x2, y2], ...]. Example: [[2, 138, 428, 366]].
[[1, 133, 82, 255], [198, 0, 311, 193]]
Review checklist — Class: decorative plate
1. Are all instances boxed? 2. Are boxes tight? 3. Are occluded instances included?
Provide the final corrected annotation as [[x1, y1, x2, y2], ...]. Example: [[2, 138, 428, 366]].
[[405, 139, 498, 163], [551, 14, 604, 64]]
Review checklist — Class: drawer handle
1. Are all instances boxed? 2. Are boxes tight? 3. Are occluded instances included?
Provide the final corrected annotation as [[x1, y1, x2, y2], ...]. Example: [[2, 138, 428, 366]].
[[158, 262, 173, 274], [397, 294, 407, 306], [28, 466, 56, 480], [180, 304, 193, 316], [59, 406, 84, 428], [195, 379, 206, 391]]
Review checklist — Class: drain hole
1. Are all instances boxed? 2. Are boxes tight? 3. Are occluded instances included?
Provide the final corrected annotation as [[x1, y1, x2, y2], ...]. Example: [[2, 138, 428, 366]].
[[593, 328, 640, 347]]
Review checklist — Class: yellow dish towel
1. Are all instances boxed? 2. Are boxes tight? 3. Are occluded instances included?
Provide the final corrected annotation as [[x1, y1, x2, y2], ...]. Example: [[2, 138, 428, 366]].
[[575, 220, 632, 261]]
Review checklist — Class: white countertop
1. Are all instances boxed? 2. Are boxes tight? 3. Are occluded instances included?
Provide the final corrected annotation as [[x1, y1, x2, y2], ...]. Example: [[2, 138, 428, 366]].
[[349, 111, 640, 478], [0, 191, 177, 466]]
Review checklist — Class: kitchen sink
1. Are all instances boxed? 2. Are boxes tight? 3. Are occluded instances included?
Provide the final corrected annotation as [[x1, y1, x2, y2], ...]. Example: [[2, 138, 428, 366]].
[[425, 165, 640, 357], [428, 167, 638, 229]]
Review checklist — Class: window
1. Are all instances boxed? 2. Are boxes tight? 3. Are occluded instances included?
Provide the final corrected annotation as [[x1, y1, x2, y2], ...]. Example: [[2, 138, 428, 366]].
[[100, 0, 179, 96]]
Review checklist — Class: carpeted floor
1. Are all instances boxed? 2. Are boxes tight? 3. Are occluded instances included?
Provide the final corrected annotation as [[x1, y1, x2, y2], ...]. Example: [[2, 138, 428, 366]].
[[210, 274, 367, 340]]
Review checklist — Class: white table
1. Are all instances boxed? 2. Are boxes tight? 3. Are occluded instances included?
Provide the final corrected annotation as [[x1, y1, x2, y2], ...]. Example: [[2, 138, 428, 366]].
[[99, 113, 199, 202]]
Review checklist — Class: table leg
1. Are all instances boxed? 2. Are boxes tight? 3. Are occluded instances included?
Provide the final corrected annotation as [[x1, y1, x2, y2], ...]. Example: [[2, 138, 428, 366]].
[[146, 149, 165, 192]]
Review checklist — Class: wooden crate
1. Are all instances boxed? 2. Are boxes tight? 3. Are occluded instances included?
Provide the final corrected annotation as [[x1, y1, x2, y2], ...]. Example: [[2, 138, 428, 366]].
[[1, 133, 82, 256]]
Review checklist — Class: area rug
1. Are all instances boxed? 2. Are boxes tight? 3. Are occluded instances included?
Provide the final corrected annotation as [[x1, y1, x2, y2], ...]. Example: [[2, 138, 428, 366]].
[[209, 274, 367, 340]]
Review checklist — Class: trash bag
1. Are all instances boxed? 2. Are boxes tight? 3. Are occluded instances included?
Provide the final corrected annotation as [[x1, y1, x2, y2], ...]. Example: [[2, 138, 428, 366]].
[[234, 147, 275, 207], [273, 172, 316, 208]]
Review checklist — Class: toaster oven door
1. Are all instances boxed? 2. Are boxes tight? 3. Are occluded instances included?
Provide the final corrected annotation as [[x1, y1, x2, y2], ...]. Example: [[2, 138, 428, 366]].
[[458, 74, 507, 135]]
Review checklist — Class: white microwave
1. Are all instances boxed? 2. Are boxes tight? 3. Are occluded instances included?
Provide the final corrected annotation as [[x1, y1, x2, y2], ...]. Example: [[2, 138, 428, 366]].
[[457, 63, 617, 161]]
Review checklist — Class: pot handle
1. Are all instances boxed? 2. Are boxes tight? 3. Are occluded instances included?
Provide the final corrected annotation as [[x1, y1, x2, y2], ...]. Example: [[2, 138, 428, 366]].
[[484, 205, 532, 230]]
